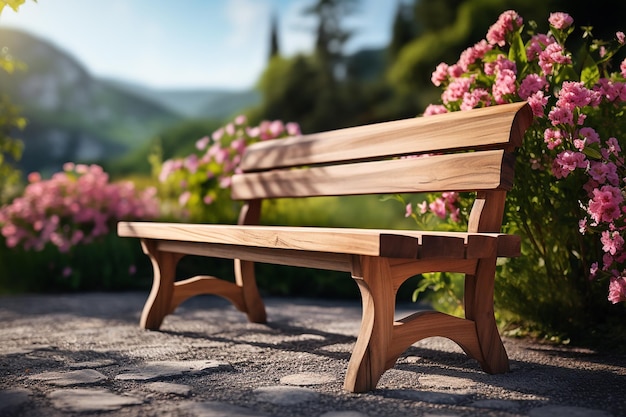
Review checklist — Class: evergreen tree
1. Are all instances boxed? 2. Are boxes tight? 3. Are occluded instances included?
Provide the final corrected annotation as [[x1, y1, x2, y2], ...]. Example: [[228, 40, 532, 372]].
[[268, 12, 280, 60], [304, 0, 358, 84], [389, 1, 416, 59]]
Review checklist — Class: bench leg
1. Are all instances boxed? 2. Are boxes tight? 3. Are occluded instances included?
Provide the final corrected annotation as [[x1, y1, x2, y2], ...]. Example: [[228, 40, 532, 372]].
[[140, 240, 183, 330], [345, 256, 395, 393], [234, 259, 267, 323], [464, 252, 509, 374]]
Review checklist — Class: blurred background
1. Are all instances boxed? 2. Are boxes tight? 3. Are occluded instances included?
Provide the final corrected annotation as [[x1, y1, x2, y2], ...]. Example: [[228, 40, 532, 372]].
[[2, 0, 624, 178]]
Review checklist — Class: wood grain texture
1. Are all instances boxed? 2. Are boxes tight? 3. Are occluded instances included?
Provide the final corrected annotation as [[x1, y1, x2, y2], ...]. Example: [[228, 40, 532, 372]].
[[240, 102, 532, 171], [118, 222, 520, 259], [231, 150, 512, 200]]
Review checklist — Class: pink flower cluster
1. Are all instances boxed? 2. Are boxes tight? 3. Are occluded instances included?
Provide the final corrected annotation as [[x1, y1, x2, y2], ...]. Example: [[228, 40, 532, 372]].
[[160, 115, 300, 212], [424, 10, 626, 304], [0, 164, 159, 253], [405, 192, 461, 224]]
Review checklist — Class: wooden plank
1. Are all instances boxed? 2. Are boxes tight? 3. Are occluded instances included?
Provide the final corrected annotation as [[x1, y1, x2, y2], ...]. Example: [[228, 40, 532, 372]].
[[119, 222, 520, 259], [240, 102, 532, 171], [157, 240, 355, 272], [231, 149, 512, 200]]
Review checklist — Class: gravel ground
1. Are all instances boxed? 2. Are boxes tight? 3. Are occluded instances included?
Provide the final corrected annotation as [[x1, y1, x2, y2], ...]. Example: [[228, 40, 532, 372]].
[[0, 292, 624, 417]]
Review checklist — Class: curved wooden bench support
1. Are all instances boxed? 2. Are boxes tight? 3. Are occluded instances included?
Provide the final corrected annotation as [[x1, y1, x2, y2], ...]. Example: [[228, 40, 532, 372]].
[[345, 256, 396, 393], [387, 311, 483, 370], [139, 240, 184, 330], [169, 275, 248, 315]]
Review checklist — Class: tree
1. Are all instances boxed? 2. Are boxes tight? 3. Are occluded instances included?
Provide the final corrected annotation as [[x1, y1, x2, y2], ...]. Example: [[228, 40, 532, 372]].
[[304, 0, 358, 85], [268, 12, 280, 60], [0, 0, 29, 202], [388, 1, 416, 60]]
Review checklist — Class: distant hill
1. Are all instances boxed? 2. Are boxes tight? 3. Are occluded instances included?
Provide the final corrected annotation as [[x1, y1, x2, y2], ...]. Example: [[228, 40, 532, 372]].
[[0, 28, 259, 176], [102, 79, 261, 120]]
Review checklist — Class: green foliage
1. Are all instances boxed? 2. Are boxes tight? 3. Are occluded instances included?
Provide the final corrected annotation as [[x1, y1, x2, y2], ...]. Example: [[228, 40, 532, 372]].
[[0, 6, 28, 203], [0, 232, 152, 293], [106, 118, 223, 177]]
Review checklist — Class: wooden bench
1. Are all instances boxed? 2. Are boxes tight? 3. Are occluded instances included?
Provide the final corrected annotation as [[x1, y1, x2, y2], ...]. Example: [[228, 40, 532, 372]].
[[118, 101, 533, 393]]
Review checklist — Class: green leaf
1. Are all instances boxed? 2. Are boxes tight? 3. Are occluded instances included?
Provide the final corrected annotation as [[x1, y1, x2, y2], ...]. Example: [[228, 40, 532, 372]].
[[582, 146, 603, 160], [579, 46, 600, 87], [508, 30, 527, 68]]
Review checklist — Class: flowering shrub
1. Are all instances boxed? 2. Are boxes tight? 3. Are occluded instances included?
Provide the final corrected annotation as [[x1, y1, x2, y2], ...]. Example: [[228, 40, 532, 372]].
[[0, 163, 159, 253], [158, 115, 300, 222], [404, 9, 626, 321]]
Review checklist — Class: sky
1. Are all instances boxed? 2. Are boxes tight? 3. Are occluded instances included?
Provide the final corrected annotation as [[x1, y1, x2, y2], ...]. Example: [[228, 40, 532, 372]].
[[0, 0, 397, 91]]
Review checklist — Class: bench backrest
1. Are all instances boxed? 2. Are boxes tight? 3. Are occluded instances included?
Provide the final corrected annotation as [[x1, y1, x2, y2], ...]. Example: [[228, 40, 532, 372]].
[[231, 102, 533, 233]]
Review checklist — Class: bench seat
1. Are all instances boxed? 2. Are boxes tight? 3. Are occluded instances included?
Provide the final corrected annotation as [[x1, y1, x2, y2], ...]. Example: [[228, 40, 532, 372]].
[[119, 222, 521, 260]]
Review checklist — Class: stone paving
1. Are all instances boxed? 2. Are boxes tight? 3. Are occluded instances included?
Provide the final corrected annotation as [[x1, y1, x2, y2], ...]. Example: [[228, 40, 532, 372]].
[[0, 293, 624, 417]]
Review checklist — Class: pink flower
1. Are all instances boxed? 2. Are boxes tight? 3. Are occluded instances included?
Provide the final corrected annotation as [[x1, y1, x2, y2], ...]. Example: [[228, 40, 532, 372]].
[[605, 137, 622, 157], [457, 40, 492, 72], [234, 115, 247, 125], [423, 104, 448, 116], [617, 32, 625, 45], [225, 123, 236, 136], [608, 276, 626, 304], [552, 150, 587, 178], [588, 162, 619, 186], [442, 76, 475, 104], [286, 122, 301, 136], [526, 34, 555, 62], [587, 185, 624, 224], [27, 172, 41, 183], [405, 203, 413, 218], [601, 230, 624, 256], [429, 198, 447, 219], [195, 136, 210, 151], [519, 74, 548, 100], [184, 154, 199, 174], [178, 191, 191, 207], [544, 128, 564, 150], [212, 127, 224, 142], [539, 43, 571, 74], [492, 69, 517, 104], [527, 91, 548, 117], [484, 55, 516, 76], [578, 127, 600, 144], [621, 58, 626, 78], [557, 81, 599, 109], [548, 106, 574, 126], [447, 64, 464, 79], [431, 63, 449, 86], [594, 79, 625, 102], [548, 12, 573, 30], [486, 10, 523, 46], [460, 88, 490, 110]]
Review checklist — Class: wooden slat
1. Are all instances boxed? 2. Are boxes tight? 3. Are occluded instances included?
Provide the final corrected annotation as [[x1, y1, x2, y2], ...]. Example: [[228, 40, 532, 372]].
[[157, 240, 354, 272], [119, 222, 520, 259], [240, 102, 532, 172], [120, 222, 398, 257], [232, 149, 512, 200]]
